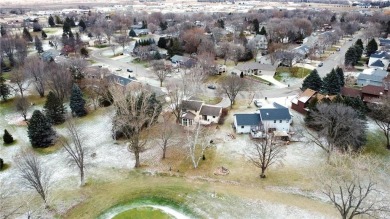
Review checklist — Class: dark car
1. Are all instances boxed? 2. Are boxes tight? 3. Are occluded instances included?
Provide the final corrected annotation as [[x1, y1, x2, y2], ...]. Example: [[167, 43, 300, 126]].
[[318, 62, 323, 67], [1, 67, 11, 72], [207, 84, 216, 89], [127, 68, 133, 72]]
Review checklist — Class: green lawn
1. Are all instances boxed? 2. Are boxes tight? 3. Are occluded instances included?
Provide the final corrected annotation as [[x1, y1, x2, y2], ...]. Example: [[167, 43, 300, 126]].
[[363, 131, 390, 156], [274, 67, 311, 81], [113, 207, 171, 219]]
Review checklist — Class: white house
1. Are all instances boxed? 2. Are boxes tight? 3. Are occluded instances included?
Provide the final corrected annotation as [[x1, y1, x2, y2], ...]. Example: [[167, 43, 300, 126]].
[[180, 100, 222, 126], [233, 62, 276, 76], [181, 100, 203, 126], [199, 105, 222, 125], [233, 113, 262, 134], [248, 34, 268, 50], [233, 103, 292, 135], [259, 103, 292, 132], [368, 51, 389, 70]]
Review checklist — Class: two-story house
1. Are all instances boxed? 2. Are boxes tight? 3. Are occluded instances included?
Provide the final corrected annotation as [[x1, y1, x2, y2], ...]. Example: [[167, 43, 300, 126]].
[[180, 100, 222, 126]]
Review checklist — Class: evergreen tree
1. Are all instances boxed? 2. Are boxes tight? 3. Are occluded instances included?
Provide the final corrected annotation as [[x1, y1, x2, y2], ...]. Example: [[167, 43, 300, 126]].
[[78, 19, 86, 31], [0, 72, 10, 101], [63, 19, 71, 34], [167, 38, 183, 56], [1, 25, 7, 36], [141, 20, 147, 29], [253, 19, 259, 34], [366, 38, 378, 57], [159, 21, 168, 31], [344, 46, 358, 66], [70, 84, 87, 117], [301, 69, 323, 91], [259, 26, 267, 36], [129, 28, 136, 37], [23, 27, 33, 42], [80, 47, 89, 57], [0, 158, 3, 170], [157, 37, 167, 48], [340, 15, 345, 22], [330, 13, 336, 23], [3, 129, 14, 144], [48, 15, 55, 27], [27, 110, 56, 148], [41, 30, 47, 39], [55, 15, 63, 24], [335, 66, 345, 87], [353, 45, 363, 61], [355, 38, 364, 50], [322, 69, 341, 95], [43, 91, 66, 125], [34, 36, 43, 53]]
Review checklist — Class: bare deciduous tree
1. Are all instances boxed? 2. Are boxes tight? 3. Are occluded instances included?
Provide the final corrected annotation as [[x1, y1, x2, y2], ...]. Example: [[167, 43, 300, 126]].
[[247, 133, 285, 178], [151, 60, 171, 87], [187, 122, 213, 169], [45, 63, 73, 102], [219, 75, 247, 109], [0, 182, 23, 219], [10, 69, 30, 99], [24, 56, 46, 97], [154, 114, 180, 159], [306, 103, 366, 161], [61, 119, 86, 186], [318, 153, 389, 219], [368, 97, 390, 150], [48, 35, 61, 50], [111, 84, 162, 168], [15, 96, 30, 121], [115, 34, 130, 52], [16, 149, 51, 207], [166, 82, 186, 123]]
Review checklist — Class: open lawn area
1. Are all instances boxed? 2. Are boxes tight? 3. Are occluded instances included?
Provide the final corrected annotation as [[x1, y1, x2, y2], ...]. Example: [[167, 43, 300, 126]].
[[274, 67, 311, 81]]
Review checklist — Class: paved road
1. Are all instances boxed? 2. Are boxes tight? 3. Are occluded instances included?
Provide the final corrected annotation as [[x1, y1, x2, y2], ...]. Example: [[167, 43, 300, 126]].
[[316, 31, 363, 77]]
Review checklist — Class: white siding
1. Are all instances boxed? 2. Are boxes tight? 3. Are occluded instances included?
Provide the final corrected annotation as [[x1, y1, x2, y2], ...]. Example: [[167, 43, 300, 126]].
[[262, 119, 291, 132], [203, 115, 220, 123], [236, 125, 252, 134]]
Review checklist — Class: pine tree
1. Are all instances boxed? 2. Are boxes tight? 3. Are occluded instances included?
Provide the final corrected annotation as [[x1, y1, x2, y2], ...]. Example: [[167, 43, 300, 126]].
[[63, 19, 71, 34], [259, 26, 267, 36], [253, 19, 259, 34], [302, 69, 323, 91], [0, 72, 10, 101], [27, 110, 56, 148], [344, 46, 358, 66], [34, 36, 43, 53], [78, 19, 86, 31], [366, 39, 378, 57], [1, 25, 7, 36], [3, 129, 14, 144], [129, 29, 136, 37], [41, 30, 47, 39], [353, 45, 363, 61], [43, 91, 66, 125], [70, 84, 87, 117], [157, 37, 167, 48], [335, 66, 345, 87], [322, 69, 341, 95], [355, 39, 364, 50], [23, 27, 33, 42], [330, 14, 336, 23], [48, 15, 55, 27]]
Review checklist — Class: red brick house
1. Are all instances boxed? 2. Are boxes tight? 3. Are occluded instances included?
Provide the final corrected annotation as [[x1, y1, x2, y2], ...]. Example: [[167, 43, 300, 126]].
[[291, 89, 317, 115]]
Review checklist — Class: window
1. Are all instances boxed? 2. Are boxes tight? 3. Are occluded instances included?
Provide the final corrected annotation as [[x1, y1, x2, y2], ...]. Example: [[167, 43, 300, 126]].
[[280, 120, 282, 123], [274, 120, 276, 123], [241, 126, 244, 128]]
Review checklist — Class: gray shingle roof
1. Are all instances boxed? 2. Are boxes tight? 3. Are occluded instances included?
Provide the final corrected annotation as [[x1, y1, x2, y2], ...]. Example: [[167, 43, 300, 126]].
[[370, 60, 385, 67], [182, 100, 203, 111], [234, 113, 261, 126], [200, 105, 222, 116], [357, 69, 388, 82], [107, 74, 133, 86], [259, 104, 291, 121], [235, 62, 276, 71], [370, 51, 388, 59]]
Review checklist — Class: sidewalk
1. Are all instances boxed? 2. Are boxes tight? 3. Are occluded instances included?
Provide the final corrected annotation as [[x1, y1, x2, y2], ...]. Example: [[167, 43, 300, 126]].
[[256, 75, 288, 88]]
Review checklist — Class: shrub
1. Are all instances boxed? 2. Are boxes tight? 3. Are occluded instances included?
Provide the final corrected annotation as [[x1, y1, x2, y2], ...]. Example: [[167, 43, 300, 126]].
[[218, 108, 229, 125], [3, 129, 14, 144]]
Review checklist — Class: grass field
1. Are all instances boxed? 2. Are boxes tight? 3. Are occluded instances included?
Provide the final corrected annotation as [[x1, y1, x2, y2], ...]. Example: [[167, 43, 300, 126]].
[[274, 67, 311, 81]]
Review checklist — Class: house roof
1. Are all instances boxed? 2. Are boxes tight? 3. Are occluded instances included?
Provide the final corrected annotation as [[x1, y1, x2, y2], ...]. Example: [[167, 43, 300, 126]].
[[370, 59, 385, 67], [182, 111, 196, 120], [362, 85, 385, 96], [259, 103, 291, 121], [182, 100, 203, 111], [298, 88, 317, 103], [106, 74, 133, 86], [171, 55, 191, 63], [234, 113, 261, 126], [316, 94, 336, 102], [370, 51, 388, 59], [357, 69, 388, 82], [341, 87, 361, 98], [133, 29, 149, 35], [200, 105, 222, 116], [235, 62, 277, 71], [379, 38, 390, 46], [41, 49, 60, 61]]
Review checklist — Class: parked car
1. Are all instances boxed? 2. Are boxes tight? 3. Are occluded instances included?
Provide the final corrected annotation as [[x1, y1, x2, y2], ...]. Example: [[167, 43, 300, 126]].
[[336, 48, 340, 51], [207, 84, 216, 89], [116, 68, 122, 71], [254, 100, 262, 108], [127, 68, 133, 72], [317, 62, 323, 67]]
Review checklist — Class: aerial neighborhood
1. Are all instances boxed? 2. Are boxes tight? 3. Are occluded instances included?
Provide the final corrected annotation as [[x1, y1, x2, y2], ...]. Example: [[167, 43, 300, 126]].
[[1, 0, 390, 218]]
